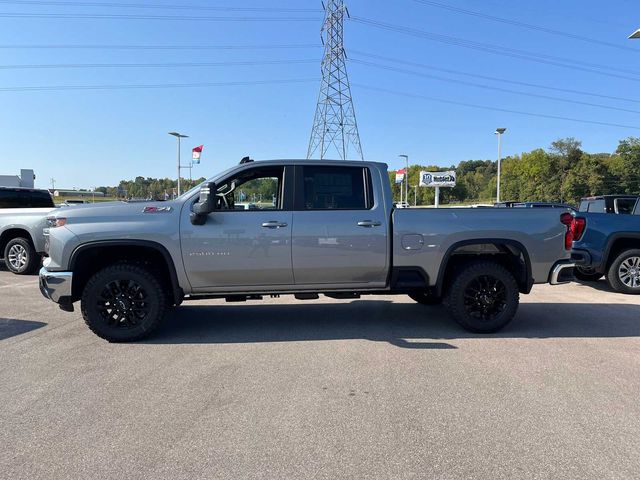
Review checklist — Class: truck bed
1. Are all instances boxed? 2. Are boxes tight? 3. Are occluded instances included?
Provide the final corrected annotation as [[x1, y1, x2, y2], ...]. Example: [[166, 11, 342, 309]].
[[393, 207, 571, 286]]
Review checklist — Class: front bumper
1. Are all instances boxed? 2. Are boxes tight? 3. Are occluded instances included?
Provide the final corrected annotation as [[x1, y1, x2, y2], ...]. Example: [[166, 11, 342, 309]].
[[549, 261, 576, 285], [39, 267, 73, 304]]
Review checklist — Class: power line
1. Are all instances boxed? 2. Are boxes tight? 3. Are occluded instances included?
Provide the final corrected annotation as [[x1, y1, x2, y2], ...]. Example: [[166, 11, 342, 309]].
[[0, 43, 322, 50], [350, 17, 640, 82], [0, 78, 318, 92], [308, 0, 363, 161], [0, 12, 320, 21], [0, 0, 323, 12], [349, 58, 640, 115], [412, 0, 638, 53], [0, 59, 318, 69], [351, 50, 640, 105], [351, 83, 640, 131]]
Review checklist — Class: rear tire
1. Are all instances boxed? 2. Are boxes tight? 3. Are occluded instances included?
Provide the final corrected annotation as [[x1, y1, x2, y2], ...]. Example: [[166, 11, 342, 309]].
[[574, 266, 603, 282], [4, 237, 39, 275], [606, 249, 640, 294], [81, 263, 167, 342], [446, 261, 519, 333], [408, 292, 442, 305]]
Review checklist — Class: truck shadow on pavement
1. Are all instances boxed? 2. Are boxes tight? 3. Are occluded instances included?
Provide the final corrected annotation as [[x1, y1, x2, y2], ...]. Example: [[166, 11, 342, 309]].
[[0, 318, 47, 340], [143, 300, 640, 348], [573, 278, 625, 295]]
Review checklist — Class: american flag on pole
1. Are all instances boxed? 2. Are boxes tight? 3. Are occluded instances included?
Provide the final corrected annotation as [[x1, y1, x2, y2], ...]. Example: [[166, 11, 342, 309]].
[[192, 145, 204, 164], [395, 168, 406, 184]]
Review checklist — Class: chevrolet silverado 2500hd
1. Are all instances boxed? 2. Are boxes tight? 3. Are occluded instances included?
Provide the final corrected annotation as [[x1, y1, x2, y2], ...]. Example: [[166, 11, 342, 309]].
[[39, 160, 574, 341]]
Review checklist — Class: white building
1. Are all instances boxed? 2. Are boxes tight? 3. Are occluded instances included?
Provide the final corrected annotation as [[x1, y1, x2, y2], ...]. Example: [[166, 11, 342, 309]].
[[0, 169, 35, 189]]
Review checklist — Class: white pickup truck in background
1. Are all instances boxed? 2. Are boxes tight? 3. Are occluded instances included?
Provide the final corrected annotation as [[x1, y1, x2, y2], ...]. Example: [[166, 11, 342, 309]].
[[0, 187, 56, 274]]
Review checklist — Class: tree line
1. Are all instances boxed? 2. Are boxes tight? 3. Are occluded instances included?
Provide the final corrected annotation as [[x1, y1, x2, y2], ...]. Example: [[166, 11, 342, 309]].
[[96, 176, 206, 200], [390, 136, 640, 206], [97, 136, 640, 205]]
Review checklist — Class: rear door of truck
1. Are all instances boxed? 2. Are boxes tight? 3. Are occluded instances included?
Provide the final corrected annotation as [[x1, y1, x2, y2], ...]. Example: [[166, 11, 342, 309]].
[[291, 164, 388, 287]]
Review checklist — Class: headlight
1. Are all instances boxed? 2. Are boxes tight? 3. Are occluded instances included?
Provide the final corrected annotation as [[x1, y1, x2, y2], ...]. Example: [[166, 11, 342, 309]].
[[46, 216, 67, 228]]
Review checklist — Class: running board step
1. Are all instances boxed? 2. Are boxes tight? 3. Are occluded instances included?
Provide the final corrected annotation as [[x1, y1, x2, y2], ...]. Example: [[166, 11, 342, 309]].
[[225, 295, 263, 302], [294, 293, 320, 300], [324, 293, 361, 299]]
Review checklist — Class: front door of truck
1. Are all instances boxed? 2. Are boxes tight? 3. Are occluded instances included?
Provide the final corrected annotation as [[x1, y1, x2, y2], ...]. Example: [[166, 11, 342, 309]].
[[291, 165, 388, 287], [181, 165, 294, 290]]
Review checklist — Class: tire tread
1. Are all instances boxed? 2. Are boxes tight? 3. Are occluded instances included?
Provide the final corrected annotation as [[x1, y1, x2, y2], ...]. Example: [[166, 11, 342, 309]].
[[446, 260, 519, 333], [80, 262, 166, 342]]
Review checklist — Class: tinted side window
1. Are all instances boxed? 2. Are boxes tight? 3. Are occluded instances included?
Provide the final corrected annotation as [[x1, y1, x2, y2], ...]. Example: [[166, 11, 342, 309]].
[[25, 191, 54, 208], [587, 200, 605, 213], [0, 190, 21, 208], [301, 166, 370, 210], [615, 198, 636, 214]]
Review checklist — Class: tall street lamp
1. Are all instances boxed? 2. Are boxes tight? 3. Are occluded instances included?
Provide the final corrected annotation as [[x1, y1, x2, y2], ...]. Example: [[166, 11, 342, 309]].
[[399, 154, 409, 206], [494, 128, 506, 203], [168, 132, 189, 196], [629, 29, 640, 39]]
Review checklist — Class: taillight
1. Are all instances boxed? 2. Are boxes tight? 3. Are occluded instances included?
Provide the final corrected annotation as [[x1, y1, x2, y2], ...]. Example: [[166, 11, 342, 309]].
[[571, 217, 586, 241], [560, 212, 586, 250]]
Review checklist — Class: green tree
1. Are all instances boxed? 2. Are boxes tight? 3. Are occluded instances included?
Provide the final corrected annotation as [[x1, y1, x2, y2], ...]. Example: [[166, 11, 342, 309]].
[[614, 137, 640, 194]]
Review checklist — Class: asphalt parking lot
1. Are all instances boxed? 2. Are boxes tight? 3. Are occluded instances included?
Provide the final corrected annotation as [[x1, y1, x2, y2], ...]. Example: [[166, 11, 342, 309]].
[[1, 264, 639, 480]]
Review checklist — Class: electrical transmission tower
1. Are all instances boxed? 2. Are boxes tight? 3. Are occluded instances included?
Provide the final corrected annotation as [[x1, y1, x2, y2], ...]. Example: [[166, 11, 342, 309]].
[[307, 0, 363, 161]]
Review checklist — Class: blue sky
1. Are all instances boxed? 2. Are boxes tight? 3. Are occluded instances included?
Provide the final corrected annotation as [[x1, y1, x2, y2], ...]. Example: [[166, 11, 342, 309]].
[[1, 0, 639, 188]]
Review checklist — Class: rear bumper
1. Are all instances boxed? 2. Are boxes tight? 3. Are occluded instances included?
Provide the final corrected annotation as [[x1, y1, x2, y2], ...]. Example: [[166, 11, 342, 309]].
[[571, 249, 592, 267], [39, 267, 73, 304], [549, 261, 575, 285]]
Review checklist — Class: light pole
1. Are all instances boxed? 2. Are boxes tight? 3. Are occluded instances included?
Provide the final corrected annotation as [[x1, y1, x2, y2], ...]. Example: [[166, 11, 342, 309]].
[[399, 154, 409, 205], [629, 29, 640, 39], [168, 131, 189, 196], [494, 128, 506, 203], [413, 185, 418, 206]]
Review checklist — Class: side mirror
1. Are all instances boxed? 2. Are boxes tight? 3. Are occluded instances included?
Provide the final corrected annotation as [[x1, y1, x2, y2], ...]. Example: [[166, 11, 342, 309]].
[[190, 182, 216, 225]]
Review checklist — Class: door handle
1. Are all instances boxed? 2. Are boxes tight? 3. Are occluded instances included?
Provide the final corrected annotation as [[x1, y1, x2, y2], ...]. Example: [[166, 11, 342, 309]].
[[261, 221, 288, 229], [357, 220, 382, 228]]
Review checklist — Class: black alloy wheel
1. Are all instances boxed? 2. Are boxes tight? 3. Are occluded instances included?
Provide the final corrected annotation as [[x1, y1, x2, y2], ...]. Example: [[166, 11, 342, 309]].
[[81, 263, 167, 342], [447, 261, 519, 333], [462, 274, 508, 322]]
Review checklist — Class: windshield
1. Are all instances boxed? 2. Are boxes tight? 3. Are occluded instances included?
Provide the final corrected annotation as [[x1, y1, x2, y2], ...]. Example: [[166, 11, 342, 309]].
[[175, 164, 243, 201], [176, 182, 205, 201]]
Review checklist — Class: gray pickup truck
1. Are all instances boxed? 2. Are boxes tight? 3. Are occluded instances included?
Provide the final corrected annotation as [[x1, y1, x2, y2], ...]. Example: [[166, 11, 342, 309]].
[[39, 160, 574, 342], [0, 187, 56, 274]]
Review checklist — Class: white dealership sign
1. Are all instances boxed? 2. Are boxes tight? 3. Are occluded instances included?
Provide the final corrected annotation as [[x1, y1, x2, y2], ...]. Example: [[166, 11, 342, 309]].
[[419, 171, 456, 188]]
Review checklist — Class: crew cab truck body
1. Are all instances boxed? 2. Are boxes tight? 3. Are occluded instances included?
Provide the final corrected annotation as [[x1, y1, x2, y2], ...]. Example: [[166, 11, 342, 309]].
[[0, 187, 56, 274], [39, 160, 574, 342], [572, 202, 640, 293]]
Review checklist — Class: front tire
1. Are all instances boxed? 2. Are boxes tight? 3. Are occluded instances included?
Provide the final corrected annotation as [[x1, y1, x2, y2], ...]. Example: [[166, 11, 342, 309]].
[[4, 237, 39, 275], [607, 249, 640, 294], [447, 261, 519, 333], [81, 263, 167, 342], [574, 266, 603, 282]]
